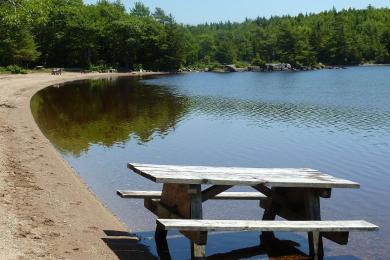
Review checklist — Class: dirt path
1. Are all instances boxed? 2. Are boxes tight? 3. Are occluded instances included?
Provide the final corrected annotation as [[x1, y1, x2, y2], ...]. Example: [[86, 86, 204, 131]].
[[0, 72, 159, 259]]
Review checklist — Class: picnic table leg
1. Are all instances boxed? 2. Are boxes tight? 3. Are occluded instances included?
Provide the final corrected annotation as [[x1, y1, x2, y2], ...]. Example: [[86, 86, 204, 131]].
[[304, 189, 324, 259], [260, 188, 278, 244], [189, 184, 206, 259], [155, 224, 171, 260]]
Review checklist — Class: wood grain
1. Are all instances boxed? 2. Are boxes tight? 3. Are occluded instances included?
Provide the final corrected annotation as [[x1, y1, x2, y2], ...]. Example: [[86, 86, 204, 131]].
[[157, 219, 379, 232], [117, 190, 267, 200], [128, 163, 359, 188]]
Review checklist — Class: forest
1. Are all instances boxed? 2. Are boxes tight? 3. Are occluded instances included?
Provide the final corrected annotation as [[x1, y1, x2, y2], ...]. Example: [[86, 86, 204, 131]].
[[1, 0, 390, 71]]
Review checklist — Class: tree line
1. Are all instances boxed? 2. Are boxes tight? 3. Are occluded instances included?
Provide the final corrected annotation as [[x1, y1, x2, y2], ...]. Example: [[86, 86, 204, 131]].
[[1, 1, 390, 71]]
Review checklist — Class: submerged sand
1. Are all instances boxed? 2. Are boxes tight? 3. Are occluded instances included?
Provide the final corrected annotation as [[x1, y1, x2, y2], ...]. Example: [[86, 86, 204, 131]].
[[0, 72, 160, 259]]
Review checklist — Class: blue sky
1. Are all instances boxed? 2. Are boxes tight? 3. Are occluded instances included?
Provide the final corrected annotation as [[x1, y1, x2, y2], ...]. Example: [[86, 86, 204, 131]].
[[84, 0, 390, 24]]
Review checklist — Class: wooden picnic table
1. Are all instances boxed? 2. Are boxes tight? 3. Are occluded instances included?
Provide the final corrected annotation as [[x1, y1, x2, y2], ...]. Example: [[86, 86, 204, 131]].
[[124, 162, 374, 259]]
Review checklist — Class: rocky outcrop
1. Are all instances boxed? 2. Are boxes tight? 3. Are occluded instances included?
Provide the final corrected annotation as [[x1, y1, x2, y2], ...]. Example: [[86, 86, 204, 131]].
[[248, 63, 293, 72], [248, 66, 262, 72], [200, 63, 346, 73], [224, 64, 238, 72], [224, 65, 247, 72], [265, 63, 292, 71]]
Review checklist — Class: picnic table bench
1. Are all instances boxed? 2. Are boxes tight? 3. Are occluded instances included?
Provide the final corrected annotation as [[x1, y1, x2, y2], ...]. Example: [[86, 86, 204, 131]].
[[118, 162, 378, 259]]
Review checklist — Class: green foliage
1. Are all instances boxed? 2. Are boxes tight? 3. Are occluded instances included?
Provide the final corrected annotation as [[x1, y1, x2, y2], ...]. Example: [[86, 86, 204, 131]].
[[207, 63, 222, 71], [153, 7, 170, 24], [1, 2, 390, 70], [234, 60, 249, 68], [0, 0, 40, 66], [214, 32, 236, 64], [188, 7, 390, 66], [0, 65, 28, 74], [131, 2, 150, 17], [133, 64, 143, 71], [88, 64, 109, 72], [251, 53, 266, 67]]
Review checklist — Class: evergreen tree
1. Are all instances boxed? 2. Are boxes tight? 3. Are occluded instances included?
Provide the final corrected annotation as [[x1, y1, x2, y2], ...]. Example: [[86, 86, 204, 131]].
[[2, 2, 390, 69]]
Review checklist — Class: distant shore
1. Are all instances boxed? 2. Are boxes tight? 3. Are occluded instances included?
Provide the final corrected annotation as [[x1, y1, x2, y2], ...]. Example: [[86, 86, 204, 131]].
[[0, 72, 161, 259], [359, 63, 390, 66], [179, 63, 348, 73], [179, 63, 390, 73]]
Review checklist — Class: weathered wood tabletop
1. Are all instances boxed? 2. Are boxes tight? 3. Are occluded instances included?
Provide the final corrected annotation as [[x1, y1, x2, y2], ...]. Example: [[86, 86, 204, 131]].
[[128, 162, 359, 188], [127, 162, 362, 259]]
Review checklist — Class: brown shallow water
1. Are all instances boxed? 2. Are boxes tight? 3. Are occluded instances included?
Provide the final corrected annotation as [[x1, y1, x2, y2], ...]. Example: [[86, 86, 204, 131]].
[[31, 68, 390, 259]]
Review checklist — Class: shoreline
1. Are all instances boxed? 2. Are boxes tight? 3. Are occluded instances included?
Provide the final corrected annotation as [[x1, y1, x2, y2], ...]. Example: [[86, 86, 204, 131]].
[[185, 63, 390, 73], [0, 72, 162, 259], [359, 63, 390, 66]]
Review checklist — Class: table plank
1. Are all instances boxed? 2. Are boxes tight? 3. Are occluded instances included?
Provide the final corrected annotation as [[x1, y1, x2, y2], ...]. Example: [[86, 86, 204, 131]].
[[117, 190, 268, 200], [128, 163, 359, 188], [157, 219, 378, 232]]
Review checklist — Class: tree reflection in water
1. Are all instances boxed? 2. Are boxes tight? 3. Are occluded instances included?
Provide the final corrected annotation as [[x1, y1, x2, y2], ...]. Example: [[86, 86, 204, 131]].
[[31, 76, 189, 157]]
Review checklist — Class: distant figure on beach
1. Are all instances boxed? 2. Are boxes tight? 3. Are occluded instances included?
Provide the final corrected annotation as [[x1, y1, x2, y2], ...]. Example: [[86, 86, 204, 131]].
[[51, 68, 61, 75]]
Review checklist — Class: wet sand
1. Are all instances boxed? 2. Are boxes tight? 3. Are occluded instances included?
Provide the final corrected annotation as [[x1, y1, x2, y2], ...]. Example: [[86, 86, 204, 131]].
[[0, 72, 161, 259]]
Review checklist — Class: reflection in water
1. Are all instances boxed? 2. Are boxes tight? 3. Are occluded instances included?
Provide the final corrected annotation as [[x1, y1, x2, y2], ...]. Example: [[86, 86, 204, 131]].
[[31, 68, 390, 259], [31, 77, 189, 156], [189, 96, 390, 135], [208, 237, 310, 260], [155, 232, 310, 260], [31, 73, 390, 156]]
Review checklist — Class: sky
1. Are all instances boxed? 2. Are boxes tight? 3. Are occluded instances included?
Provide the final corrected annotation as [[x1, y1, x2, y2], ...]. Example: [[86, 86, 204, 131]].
[[84, 0, 390, 24]]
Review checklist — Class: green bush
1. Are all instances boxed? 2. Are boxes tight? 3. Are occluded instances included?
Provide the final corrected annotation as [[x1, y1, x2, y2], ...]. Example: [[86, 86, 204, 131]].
[[191, 62, 220, 71], [207, 63, 222, 71], [0, 65, 28, 74], [88, 64, 109, 72], [234, 60, 249, 68], [251, 54, 266, 68], [133, 64, 143, 71]]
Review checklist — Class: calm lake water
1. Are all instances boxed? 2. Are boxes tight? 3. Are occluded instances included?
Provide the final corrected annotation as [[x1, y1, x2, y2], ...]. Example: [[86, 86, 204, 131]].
[[31, 67, 390, 259]]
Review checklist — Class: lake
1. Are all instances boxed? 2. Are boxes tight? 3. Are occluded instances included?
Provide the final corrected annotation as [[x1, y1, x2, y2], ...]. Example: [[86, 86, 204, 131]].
[[31, 67, 390, 259]]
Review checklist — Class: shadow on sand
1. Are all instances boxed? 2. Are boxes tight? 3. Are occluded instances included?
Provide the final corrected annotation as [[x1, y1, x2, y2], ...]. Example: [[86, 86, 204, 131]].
[[102, 230, 157, 260]]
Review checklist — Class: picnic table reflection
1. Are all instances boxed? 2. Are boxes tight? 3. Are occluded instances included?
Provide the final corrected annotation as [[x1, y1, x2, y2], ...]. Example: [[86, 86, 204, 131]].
[[156, 233, 310, 260]]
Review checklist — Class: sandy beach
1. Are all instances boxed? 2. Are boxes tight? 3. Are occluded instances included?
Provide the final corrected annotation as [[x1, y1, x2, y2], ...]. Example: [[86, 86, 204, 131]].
[[0, 72, 160, 259]]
